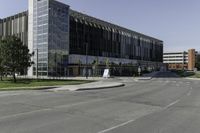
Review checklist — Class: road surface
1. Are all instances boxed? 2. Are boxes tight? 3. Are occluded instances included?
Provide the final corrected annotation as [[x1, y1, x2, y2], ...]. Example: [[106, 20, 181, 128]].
[[0, 72, 200, 133]]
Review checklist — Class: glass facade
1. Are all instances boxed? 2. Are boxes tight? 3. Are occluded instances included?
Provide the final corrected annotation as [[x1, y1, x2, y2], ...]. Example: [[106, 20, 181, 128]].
[[68, 10, 163, 76], [32, 0, 69, 77], [2, 0, 163, 77], [69, 11, 163, 62], [32, 0, 49, 76], [48, 0, 69, 77]]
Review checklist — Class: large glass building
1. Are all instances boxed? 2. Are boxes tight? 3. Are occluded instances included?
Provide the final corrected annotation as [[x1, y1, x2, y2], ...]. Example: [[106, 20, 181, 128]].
[[0, 0, 163, 77], [28, 0, 69, 77]]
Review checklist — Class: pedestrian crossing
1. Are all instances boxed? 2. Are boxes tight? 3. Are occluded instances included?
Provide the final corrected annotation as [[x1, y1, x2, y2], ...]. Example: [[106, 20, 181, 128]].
[[153, 79, 190, 83], [120, 78, 195, 87]]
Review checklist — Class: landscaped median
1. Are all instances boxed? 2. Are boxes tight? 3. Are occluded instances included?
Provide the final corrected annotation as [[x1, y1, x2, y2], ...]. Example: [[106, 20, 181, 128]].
[[49, 81, 125, 91], [173, 70, 200, 79], [189, 72, 200, 78], [0, 78, 93, 91], [173, 70, 195, 77]]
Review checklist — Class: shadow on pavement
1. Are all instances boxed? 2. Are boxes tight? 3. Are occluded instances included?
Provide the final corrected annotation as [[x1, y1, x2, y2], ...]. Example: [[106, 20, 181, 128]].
[[152, 71, 180, 78]]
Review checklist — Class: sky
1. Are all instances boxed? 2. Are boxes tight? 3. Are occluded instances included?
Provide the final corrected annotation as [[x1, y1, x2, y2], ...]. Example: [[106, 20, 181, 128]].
[[0, 0, 200, 52]]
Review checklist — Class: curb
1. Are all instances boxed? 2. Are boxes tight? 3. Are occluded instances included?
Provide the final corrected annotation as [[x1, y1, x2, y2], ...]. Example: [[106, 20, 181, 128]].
[[0, 86, 59, 91], [76, 83, 125, 91], [134, 77, 152, 80], [0, 82, 125, 92], [185, 78, 200, 80]]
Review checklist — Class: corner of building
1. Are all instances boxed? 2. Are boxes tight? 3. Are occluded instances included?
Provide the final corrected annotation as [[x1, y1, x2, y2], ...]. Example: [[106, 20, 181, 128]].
[[188, 49, 196, 71], [28, 0, 34, 77], [0, 18, 2, 37]]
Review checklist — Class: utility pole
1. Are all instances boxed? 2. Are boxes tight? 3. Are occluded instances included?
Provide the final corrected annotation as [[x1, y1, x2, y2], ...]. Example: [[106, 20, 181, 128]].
[[85, 42, 88, 79], [84, 20, 89, 79], [36, 48, 38, 79]]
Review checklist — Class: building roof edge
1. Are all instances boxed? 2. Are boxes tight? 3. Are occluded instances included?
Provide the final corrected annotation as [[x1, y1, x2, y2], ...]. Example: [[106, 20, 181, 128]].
[[69, 9, 163, 43], [1, 10, 28, 20]]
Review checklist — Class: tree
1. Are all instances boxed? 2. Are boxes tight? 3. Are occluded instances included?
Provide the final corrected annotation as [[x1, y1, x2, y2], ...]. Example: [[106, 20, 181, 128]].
[[105, 58, 110, 69], [1, 36, 33, 82], [196, 53, 200, 70], [92, 58, 99, 76], [0, 41, 4, 81]]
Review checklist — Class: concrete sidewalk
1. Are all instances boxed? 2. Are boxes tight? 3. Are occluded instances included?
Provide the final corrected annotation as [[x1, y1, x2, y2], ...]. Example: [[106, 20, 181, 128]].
[[142, 71, 160, 77], [134, 77, 152, 80], [18, 76, 107, 81], [48, 81, 125, 91], [133, 71, 160, 80], [185, 77, 200, 80]]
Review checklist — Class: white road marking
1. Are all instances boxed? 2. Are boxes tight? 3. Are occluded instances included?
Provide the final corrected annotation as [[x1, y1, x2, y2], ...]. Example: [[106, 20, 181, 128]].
[[0, 108, 52, 121], [97, 119, 135, 133], [187, 91, 192, 96], [56, 98, 105, 109], [0, 93, 21, 97], [176, 84, 180, 87], [187, 87, 193, 96], [0, 98, 106, 121], [164, 100, 180, 109], [186, 82, 191, 85], [97, 99, 181, 133]]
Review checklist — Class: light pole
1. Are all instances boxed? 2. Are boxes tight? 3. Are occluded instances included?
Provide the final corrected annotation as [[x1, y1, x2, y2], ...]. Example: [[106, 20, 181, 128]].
[[83, 18, 89, 79], [36, 48, 38, 79], [85, 42, 88, 79]]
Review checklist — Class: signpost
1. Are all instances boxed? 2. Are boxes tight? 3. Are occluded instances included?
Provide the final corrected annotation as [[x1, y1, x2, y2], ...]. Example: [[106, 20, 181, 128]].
[[103, 69, 110, 78]]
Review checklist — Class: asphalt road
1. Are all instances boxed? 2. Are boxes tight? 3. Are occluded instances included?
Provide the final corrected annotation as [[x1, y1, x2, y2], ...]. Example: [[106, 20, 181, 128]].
[[0, 72, 200, 133]]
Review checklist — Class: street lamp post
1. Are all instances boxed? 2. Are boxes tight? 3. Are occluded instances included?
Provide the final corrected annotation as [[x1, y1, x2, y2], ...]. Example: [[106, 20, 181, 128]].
[[85, 42, 88, 79], [36, 49, 38, 79], [83, 18, 89, 79]]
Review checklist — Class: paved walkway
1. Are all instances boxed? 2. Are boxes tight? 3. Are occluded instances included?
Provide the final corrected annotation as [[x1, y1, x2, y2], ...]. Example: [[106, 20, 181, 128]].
[[14, 72, 161, 91], [142, 71, 160, 77], [1, 77, 124, 91], [132, 71, 160, 80], [48, 81, 124, 91], [18, 76, 106, 81], [185, 77, 200, 80]]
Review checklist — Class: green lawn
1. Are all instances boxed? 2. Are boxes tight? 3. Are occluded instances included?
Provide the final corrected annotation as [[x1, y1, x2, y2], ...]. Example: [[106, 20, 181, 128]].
[[173, 70, 200, 78], [0, 78, 93, 90], [173, 70, 195, 77], [189, 72, 200, 78]]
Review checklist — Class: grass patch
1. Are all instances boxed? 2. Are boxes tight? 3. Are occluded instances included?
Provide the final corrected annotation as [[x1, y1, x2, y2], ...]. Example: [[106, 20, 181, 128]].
[[172, 70, 195, 77], [189, 72, 200, 78], [0, 78, 93, 90], [172, 70, 185, 77]]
